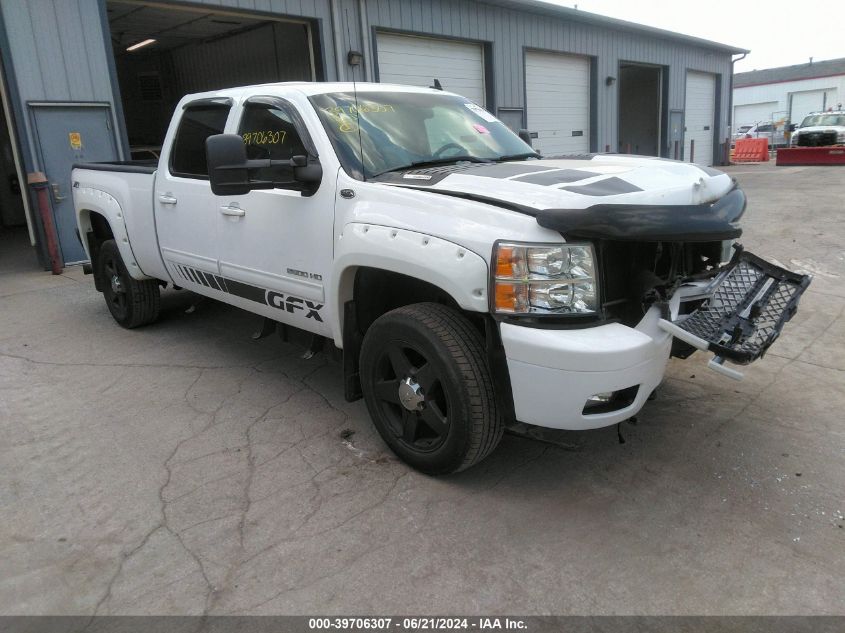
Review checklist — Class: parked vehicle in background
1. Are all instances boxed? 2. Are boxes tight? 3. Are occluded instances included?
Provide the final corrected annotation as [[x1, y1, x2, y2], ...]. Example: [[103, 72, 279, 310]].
[[732, 125, 752, 140], [790, 111, 845, 147], [738, 121, 787, 148], [71, 82, 810, 474]]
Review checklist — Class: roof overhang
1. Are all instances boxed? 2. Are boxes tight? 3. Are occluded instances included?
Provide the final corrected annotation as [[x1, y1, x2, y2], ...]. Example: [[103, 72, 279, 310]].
[[482, 0, 750, 55]]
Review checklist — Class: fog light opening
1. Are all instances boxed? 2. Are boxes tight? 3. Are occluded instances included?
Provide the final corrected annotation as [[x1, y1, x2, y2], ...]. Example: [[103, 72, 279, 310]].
[[582, 385, 640, 415]]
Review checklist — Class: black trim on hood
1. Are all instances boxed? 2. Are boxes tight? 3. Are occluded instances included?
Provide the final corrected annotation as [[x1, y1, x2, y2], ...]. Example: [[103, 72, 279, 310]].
[[535, 186, 747, 242], [385, 179, 746, 243]]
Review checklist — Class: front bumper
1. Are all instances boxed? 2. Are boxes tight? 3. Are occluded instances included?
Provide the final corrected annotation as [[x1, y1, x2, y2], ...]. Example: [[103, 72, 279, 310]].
[[500, 248, 811, 431], [501, 308, 673, 430]]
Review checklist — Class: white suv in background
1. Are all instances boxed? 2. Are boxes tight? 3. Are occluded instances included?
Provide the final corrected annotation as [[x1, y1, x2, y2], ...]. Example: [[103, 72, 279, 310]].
[[737, 121, 787, 148], [790, 111, 845, 147]]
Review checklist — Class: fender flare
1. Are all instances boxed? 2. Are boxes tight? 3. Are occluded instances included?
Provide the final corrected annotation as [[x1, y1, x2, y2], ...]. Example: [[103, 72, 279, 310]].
[[75, 187, 151, 280], [331, 223, 490, 341]]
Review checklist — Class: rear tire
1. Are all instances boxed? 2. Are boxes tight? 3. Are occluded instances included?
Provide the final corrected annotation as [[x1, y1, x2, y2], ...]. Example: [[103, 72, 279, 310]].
[[359, 302, 503, 474], [97, 239, 160, 328]]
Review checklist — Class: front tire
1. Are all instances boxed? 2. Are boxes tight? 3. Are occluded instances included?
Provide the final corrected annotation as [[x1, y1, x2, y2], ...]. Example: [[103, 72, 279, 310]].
[[359, 303, 503, 474], [97, 239, 160, 328]]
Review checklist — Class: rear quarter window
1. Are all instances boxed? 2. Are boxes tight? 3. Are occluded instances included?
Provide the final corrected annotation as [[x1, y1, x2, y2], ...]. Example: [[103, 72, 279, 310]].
[[170, 105, 230, 178]]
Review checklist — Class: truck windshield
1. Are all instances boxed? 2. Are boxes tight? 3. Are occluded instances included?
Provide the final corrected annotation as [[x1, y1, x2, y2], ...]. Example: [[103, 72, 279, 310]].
[[309, 91, 536, 179], [800, 114, 845, 127]]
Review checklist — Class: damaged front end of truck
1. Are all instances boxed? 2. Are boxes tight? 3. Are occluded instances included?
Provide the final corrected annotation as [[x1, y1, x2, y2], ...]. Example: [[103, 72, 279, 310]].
[[535, 184, 812, 379]]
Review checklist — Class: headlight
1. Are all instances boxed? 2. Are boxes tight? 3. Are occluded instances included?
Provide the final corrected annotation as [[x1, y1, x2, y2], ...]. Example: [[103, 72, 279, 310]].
[[837, 132, 845, 143], [492, 242, 598, 314]]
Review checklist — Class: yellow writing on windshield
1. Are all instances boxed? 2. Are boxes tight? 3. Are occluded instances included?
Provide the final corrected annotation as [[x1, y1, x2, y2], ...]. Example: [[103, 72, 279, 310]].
[[325, 104, 395, 116], [242, 130, 287, 145], [323, 103, 396, 133]]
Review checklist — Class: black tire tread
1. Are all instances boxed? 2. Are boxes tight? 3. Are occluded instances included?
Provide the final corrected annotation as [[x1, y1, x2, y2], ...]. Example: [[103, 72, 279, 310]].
[[99, 239, 160, 328], [370, 302, 503, 473]]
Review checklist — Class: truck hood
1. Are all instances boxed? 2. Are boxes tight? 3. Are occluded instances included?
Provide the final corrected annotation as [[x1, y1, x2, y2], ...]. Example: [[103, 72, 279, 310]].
[[794, 125, 845, 134], [372, 154, 745, 242]]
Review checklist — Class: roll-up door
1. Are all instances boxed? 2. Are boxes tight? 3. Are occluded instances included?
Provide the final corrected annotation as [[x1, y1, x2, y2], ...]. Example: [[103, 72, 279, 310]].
[[525, 51, 591, 155], [375, 33, 485, 105], [734, 102, 777, 128], [790, 90, 829, 124], [684, 71, 716, 166]]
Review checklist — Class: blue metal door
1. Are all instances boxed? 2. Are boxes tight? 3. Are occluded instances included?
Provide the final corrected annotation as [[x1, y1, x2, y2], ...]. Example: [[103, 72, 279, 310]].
[[32, 105, 119, 264]]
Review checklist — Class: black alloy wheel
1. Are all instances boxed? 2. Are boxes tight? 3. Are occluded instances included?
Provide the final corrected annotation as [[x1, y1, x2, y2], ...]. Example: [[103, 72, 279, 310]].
[[360, 302, 503, 474]]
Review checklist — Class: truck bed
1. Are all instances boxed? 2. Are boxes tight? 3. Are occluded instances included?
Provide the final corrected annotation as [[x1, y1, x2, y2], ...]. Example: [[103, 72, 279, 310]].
[[72, 160, 168, 282], [72, 160, 157, 175]]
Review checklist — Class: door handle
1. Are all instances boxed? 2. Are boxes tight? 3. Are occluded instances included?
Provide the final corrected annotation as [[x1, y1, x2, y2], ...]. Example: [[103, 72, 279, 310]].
[[158, 193, 178, 205], [220, 205, 245, 217], [51, 183, 66, 202]]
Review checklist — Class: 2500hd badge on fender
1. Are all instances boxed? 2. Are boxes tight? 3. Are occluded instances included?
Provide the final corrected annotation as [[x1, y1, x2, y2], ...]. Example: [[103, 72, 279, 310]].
[[72, 83, 810, 474]]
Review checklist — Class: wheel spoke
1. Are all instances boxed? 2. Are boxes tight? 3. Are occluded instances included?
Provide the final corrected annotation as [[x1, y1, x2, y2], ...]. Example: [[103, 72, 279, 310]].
[[421, 401, 448, 436], [415, 362, 437, 391], [374, 379, 399, 404], [401, 410, 419, 443], [387, 346, 414, 378]]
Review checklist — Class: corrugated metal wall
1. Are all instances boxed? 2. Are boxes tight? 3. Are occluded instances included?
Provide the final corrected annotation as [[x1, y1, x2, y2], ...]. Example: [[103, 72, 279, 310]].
[[0, 0, 736, 266], [357, 0, 734, 157], [734, 75, 845, 123], [0, 0, 121, 169], [1, 0, 734, 168]]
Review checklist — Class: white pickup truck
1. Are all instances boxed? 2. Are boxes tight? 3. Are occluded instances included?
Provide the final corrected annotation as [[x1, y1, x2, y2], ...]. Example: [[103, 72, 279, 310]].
[[72, 82, 810, 474]]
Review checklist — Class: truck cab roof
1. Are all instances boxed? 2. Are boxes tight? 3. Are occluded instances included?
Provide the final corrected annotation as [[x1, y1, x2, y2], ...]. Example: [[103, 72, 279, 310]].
[[181, 81, 460, 105]]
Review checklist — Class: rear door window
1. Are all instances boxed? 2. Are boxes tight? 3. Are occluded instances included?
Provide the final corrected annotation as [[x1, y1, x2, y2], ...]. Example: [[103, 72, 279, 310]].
[[170, 104, 231, 178]]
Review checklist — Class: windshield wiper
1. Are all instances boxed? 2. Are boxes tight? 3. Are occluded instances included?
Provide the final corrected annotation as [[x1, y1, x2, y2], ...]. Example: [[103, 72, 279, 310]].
[[370, 156, 491, 178], [496, 151, 541, 162]]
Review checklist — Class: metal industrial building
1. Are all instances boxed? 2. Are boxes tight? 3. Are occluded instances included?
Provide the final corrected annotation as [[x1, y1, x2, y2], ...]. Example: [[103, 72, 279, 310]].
[[0, 0, 746, 269], [733, 57, 845, 129]]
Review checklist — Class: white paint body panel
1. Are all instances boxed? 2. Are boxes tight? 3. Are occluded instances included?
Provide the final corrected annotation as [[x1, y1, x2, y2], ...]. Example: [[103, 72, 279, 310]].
[[72, 170, 170, 282], [525, 51, 591, 155], [73, 82, 742, 432], [502, 310, 671, 430], [376, 33, 486, 106], [685, 71, 716, 166]]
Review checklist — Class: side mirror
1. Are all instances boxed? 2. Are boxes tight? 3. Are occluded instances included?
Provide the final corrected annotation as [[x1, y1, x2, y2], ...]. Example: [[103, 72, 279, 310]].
[[787, 123, 797, 132], [206, 134, 323, 196], [293, 155, 323, 193], [518, 128, 533, 147], [207, 134, 250, 196]]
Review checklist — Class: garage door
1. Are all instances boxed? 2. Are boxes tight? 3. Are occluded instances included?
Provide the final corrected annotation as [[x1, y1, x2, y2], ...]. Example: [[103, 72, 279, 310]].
[[734, 102, 777, 128], [376, 33, 485, 105], [525, 51, 590, 155], [790, 89, 830, 124], [684, 71, 716, 166]]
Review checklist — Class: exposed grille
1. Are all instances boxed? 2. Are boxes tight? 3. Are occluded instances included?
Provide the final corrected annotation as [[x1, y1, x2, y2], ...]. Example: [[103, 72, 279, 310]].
[[796, 131, 838, 147], [596, 240, 724, 327], [673, 251, 810, 364]]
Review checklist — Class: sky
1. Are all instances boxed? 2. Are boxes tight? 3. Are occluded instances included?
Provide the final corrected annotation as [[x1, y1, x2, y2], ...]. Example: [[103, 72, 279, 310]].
[[544, 0, 842, 73]]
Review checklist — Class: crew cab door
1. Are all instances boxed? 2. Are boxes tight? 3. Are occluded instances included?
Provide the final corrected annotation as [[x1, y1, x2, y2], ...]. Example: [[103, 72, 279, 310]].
[[215, 97, 334, 335], [155, 99, 232, 289]]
